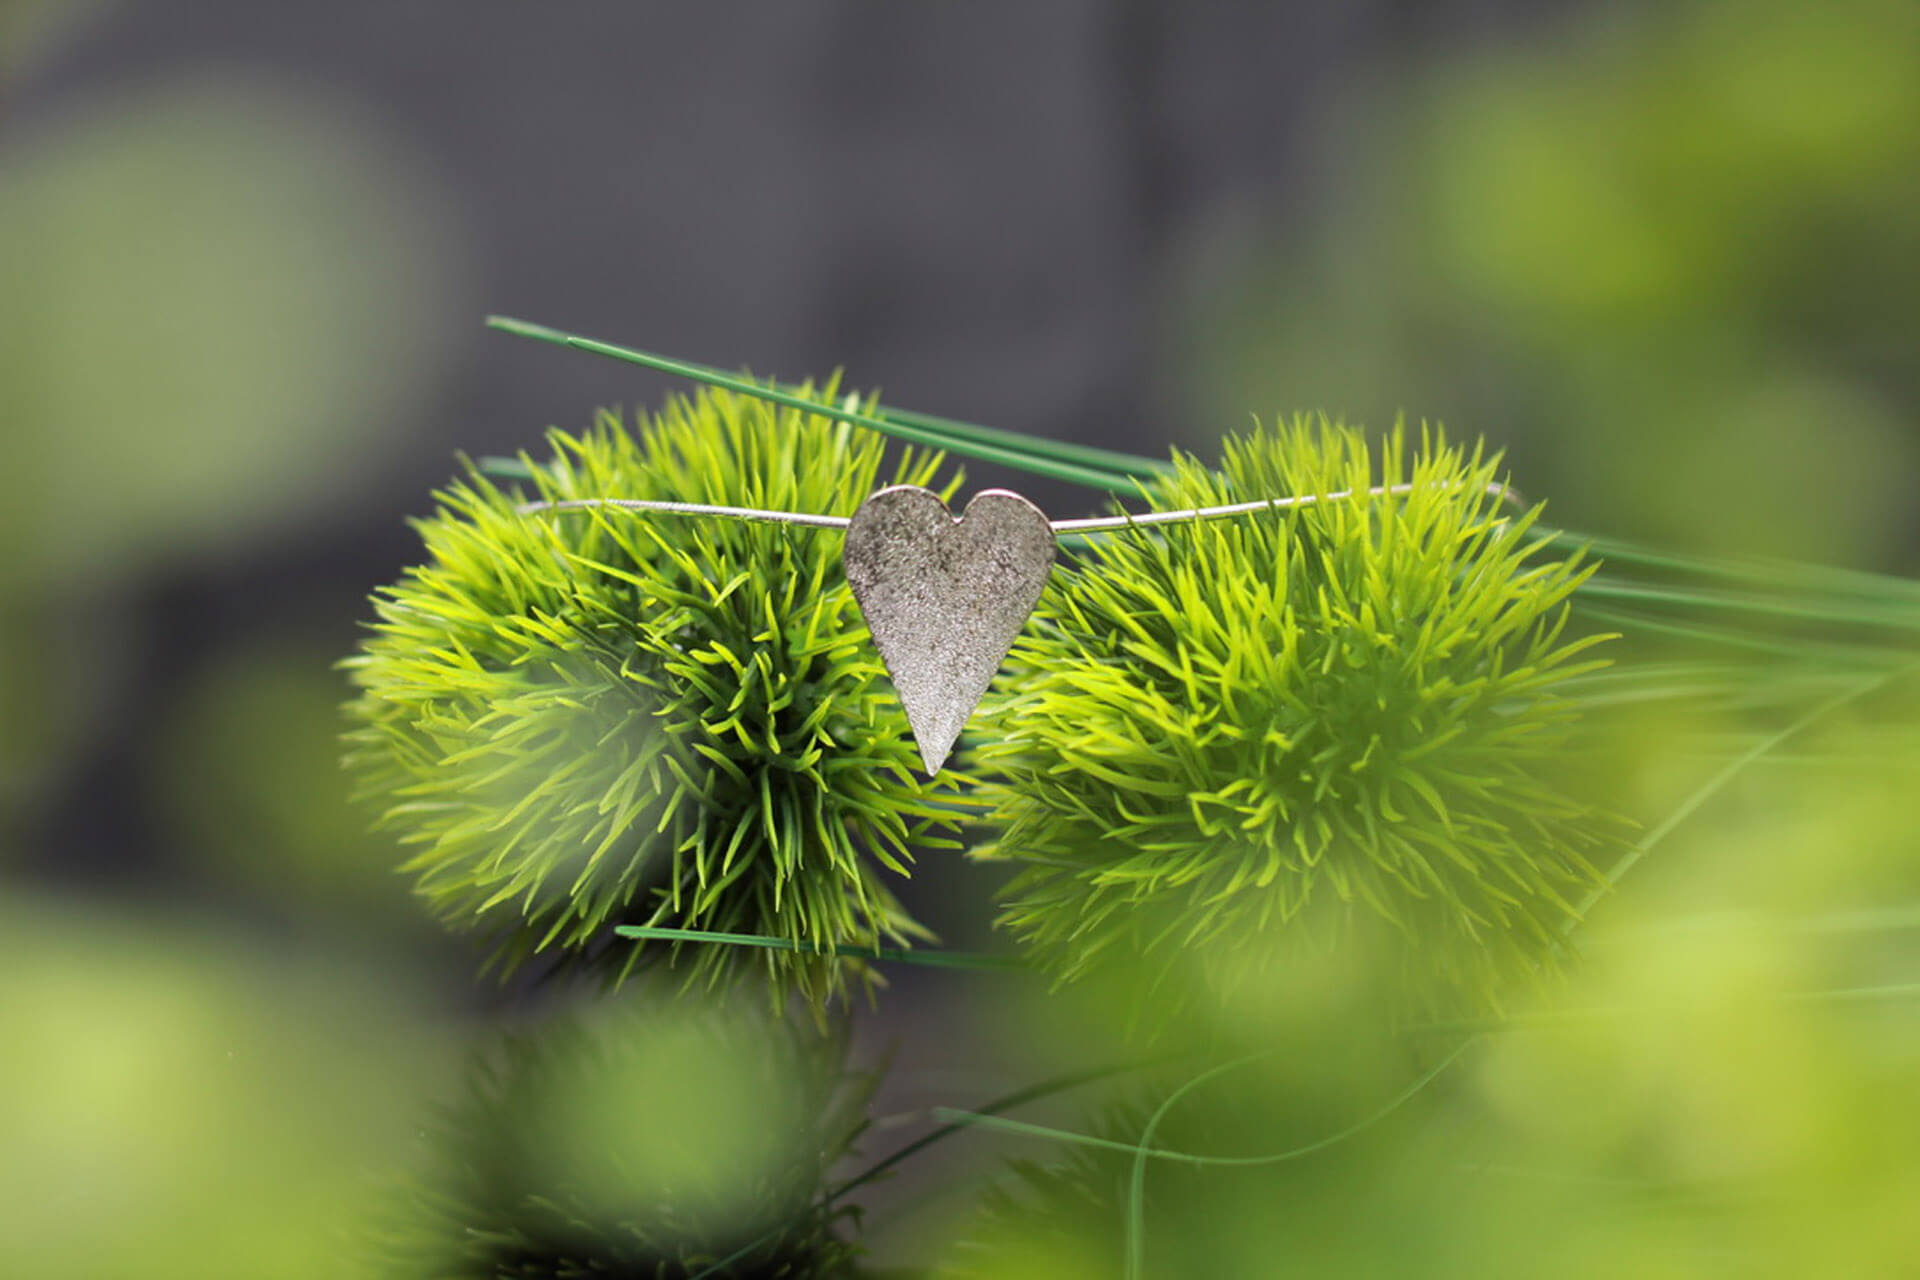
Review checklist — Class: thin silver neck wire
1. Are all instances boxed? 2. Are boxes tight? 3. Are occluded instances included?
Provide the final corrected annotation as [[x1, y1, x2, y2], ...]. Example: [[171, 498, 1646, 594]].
[[514, 481, 1523, 532], [516, 497, 852, 529], [1051, 482, 1404, 532]]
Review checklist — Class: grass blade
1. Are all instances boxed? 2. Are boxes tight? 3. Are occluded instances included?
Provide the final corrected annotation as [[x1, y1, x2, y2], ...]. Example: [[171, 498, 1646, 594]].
[[488, 315, 1151, 493], [614, 924, 1022, 971]]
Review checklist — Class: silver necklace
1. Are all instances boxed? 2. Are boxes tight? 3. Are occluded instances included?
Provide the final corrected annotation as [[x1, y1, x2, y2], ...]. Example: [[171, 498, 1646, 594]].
[[521, 480, 1516, 775]]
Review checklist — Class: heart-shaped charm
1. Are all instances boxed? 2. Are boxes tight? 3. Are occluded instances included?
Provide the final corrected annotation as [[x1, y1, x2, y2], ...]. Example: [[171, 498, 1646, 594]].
[[844, 486, 1055, 776]]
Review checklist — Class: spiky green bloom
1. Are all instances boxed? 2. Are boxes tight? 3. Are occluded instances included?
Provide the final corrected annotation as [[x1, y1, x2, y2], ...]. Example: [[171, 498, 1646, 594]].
[[971, 419, 1619, 1011], [379, 999, 873, 1278], [342, 385, 962, 1006]]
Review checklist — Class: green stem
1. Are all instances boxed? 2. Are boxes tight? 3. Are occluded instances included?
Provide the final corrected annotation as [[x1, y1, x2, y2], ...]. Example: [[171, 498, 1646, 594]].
[[613, 925, 1023, 971], [829, 1058, 1156, 1207], [932, 1039, 1474, 1169], [1125, 1056, 1248, 1280], [689, 1058, 1152, 1280]]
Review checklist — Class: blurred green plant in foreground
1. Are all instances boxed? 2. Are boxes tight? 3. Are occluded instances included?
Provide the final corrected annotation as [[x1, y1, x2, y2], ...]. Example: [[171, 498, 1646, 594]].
[[938, 770, 1920, 1277], [379, 995, 873, 1278], [0, 897, 445, 1279]]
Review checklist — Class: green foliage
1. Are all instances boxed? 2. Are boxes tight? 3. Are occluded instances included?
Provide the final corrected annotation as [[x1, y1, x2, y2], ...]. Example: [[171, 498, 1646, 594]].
[[381, 999, 871, 1279], [342, 386, 963, 1007], [971, 420, 1621, 1014]]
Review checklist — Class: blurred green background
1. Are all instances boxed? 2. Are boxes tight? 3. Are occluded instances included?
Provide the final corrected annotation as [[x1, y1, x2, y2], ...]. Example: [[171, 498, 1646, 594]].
[[1, 0, 1914, 1274]]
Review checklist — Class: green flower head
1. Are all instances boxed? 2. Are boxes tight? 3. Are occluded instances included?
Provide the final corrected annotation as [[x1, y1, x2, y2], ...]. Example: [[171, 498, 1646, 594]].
[[971, 419, 1620, 1013], [342, 384, 962, 1006]]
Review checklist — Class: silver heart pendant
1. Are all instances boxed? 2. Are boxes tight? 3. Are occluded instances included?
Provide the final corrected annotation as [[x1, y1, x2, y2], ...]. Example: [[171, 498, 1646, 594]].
[[843, 486, 1056, 776]]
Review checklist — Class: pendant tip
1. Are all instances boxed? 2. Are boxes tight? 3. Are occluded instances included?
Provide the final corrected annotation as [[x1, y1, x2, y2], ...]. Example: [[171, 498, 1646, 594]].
[[916, 736, 956, 778]]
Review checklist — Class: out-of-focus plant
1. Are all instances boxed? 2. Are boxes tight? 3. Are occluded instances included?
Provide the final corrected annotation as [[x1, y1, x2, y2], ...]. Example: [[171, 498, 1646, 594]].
[[940, 854, 1920, 1277], [379, 996, 873, 1279], [0, 76, 458, 590], [0, 896, 440, 1280]]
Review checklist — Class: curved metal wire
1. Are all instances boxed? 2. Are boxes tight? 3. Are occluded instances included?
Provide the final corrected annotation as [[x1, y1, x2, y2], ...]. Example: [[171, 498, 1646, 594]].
[[516, 480, 1525, 532]]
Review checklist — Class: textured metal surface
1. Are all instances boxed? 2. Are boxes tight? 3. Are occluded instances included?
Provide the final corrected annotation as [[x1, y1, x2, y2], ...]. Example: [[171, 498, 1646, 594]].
[[844, 486, 1056, 776]]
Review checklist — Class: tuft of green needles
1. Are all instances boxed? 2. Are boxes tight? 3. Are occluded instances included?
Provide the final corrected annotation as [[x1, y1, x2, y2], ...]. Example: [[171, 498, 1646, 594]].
[[342, 376, 968, 1007]]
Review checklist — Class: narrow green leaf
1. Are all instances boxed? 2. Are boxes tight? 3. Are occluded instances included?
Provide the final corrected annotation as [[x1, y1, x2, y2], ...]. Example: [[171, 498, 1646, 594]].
[[1579, 575, 1920, 634], [614, 924, 1022, 970], [487, 315, 1146, 492], [1543, 525, 1920, 605], [931, 1037, 1472, 1170]]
